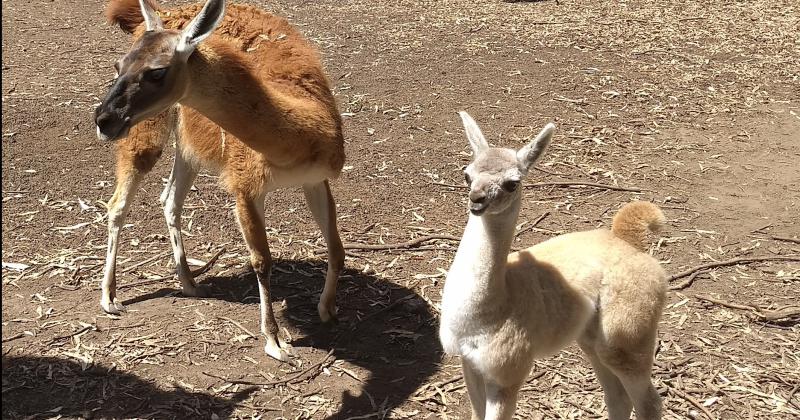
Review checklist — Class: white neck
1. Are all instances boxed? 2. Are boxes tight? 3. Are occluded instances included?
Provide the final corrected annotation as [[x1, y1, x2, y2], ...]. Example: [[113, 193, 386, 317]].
[[444, 198, 521, 308]]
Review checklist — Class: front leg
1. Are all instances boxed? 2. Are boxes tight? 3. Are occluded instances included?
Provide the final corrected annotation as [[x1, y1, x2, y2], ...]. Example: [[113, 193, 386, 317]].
[[462, 359, 488, 420], [100, 167, 144, 315]]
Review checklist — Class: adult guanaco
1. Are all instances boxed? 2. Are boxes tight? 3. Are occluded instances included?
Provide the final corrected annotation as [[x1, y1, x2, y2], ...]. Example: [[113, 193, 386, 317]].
[[95, 0, 346, 362]]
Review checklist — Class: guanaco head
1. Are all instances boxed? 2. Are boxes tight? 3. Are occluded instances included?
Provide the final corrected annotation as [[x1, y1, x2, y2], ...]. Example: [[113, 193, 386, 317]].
[[459, 111, 555, 216], [94, 0, 226, 141]]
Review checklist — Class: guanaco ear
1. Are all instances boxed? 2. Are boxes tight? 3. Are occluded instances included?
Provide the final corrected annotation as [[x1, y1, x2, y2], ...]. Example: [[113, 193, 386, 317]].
[[516, 123, 555, 173], [176, 0, 226, 57], [139, 0, 163, 31], [459, 111, 489, 155]]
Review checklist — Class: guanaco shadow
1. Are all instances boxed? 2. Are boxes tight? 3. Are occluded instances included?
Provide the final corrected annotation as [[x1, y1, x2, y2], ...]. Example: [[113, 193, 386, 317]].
[[1, 355, 256, 419], [202, 260, 442, 419], [121, 259, 442, 419]]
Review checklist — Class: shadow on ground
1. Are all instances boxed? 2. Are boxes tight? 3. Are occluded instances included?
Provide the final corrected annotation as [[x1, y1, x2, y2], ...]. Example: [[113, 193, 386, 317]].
[[1, 355, 256, 419], [4, 257, 442, 419], [202, 259, 443, 419]]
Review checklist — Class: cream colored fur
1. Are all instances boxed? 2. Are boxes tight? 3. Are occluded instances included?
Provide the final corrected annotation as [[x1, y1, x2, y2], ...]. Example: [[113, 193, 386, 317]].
[[440, 112, 667, 420]]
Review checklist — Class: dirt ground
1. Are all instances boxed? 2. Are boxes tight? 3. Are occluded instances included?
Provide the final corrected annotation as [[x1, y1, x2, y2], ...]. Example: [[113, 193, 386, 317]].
[[2, 0, 799, 419]]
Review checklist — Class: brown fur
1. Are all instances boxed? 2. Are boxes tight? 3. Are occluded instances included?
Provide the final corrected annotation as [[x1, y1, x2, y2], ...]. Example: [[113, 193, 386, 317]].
[[105, 0, 158, 33], [99, 1, 346, 360], [107, 0, 344, 200]]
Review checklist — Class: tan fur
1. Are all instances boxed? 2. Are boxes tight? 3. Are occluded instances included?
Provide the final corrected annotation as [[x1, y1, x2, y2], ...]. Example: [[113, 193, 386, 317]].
[[99, 0, 346, 361], [440, 115, 666, 420], [612, 201, 666, 252]]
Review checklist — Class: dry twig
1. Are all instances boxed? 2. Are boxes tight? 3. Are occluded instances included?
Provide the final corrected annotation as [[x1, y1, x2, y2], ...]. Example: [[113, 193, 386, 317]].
[[202, 348, 335, 387], [668, 255, 800, 282], [668, 386, 717, 420], [118, 248, 225, 290], [315, 234, 459, 254], [694, 294, 800, 323]]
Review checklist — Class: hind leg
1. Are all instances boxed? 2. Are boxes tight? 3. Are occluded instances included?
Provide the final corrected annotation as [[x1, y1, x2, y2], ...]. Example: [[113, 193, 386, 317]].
[[483, 379, 524, 420], [617, 370, 661, 420], [235, 193, 290, 362], [302, 180, 345, 323], [594, 334, 662, 419], [162, 148, 207, 297], [579, 341, 634, 420]]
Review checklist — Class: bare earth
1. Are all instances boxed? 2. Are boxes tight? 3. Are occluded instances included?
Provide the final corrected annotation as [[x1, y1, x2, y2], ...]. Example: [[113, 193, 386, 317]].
[[2, 0, 799, 419]]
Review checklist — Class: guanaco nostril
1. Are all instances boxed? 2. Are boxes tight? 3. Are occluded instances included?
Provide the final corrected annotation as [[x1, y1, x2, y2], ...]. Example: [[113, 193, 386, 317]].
[[95, 112, 113, 129], [470, 192, 487, 204]]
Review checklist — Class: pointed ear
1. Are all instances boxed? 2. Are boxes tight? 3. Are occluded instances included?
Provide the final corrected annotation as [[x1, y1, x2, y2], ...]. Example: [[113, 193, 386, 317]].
[[139, 0, 163, 31], [516, 123, 555, 173], [176, 0, 226, 57], [459, 111, 489, 155]]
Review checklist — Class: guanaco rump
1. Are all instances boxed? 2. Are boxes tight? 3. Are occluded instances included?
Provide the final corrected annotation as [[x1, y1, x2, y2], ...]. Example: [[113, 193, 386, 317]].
[[95, 0, 346, 361], [439, 112, 667, 419]]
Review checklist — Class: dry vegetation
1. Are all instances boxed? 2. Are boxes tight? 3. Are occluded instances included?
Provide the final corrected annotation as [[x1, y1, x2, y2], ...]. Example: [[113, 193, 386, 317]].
[[2, 0, 799, 419]]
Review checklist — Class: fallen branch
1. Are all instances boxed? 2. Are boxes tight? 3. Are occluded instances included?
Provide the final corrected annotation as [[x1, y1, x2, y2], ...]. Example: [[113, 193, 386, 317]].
[[515, 212, 550, 237], [413, 375, 463, 399], [121, 250, 172, 274], [202, 348, 335, 386], [669, 270, 708, 291], [119, 248, 225, 290], [668, 255, 800, 282], [218, 316, 257, 339], [1, 332, 29, 343], [770, 235, 800, 245], [694, 294, 800, 323], [47, 325, 95, 345], [315, 234, 459, 254], [350, 294, 417, 331], [668, 386, 717, 420]]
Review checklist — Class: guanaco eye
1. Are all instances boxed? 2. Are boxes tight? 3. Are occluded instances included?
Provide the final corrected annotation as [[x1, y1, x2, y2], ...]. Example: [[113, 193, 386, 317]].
[[464, 172, 472, 185], [502, 180, 520, 192], [144, 67, 167, 82]]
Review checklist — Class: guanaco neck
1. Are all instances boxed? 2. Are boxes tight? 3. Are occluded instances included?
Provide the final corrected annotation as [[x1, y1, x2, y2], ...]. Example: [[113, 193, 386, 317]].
[[179, 41, 336, 159], [444, 196, 522, 308]]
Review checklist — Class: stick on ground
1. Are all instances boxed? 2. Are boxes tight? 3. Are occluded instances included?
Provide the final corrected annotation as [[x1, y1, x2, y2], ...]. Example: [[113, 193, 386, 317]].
[[668, 255, 800, 282], [315, 234, 459, 254], [202, 348, 335, 387], [694, 294, 800, 323]]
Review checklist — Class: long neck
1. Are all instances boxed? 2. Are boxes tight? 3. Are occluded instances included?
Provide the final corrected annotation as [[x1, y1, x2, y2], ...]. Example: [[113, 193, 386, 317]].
[[178, 41, 337, 163], [447, 198, 521, 300]]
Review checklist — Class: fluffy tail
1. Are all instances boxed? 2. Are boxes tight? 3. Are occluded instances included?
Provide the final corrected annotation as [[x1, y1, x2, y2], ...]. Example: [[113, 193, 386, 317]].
[[105, 0, 159, 33], [611, 201, 666, 252]]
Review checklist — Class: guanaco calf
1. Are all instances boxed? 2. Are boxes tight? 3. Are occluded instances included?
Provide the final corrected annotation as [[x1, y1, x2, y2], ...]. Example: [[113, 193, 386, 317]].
[[439, 112, 667, 419], [95, 0, 346, 362]]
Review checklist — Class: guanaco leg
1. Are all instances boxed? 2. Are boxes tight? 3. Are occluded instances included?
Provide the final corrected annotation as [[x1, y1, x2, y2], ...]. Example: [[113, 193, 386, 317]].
[[100, 109, 175, 314]]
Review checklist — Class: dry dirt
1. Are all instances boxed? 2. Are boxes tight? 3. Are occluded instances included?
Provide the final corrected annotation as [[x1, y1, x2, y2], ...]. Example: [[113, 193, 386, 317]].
[[2, 0, 799, 419]]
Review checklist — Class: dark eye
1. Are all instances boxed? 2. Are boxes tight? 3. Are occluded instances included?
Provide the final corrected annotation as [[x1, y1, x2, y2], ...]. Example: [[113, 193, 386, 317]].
[[464, 172, 472, 185], [502, 180, 520, 192], [144, 67, 167, 82]]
